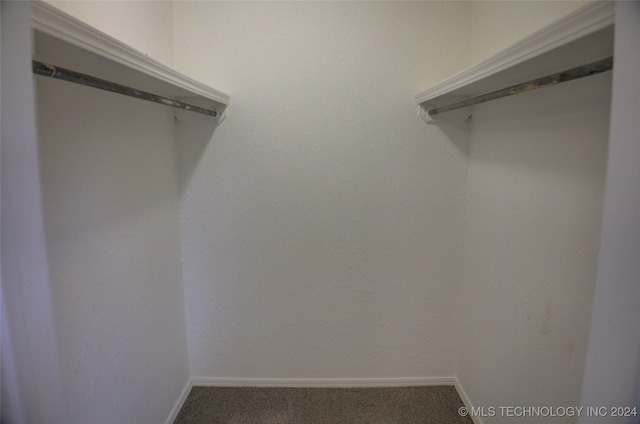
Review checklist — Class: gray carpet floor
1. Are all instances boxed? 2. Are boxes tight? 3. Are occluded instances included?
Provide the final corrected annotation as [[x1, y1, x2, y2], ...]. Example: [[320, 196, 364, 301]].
[[173, 385, 474, 424]]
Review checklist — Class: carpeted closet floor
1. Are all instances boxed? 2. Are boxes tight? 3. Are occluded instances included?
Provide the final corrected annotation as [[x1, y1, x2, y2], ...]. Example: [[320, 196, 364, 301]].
[[173, 385, 473, 423]]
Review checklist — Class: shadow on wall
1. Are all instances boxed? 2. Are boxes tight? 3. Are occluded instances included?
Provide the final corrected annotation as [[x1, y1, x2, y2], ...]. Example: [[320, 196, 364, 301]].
[[174, 108, 221, 198], [431, 114, 471, 157]]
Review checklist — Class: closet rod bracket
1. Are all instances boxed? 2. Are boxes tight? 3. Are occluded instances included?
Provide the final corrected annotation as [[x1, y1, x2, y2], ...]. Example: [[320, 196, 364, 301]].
[[419, 104, 471, 125]]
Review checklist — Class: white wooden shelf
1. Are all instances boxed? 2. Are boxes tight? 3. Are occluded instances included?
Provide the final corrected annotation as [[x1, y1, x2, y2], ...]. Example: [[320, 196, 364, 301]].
[[415, 1, 614, 122], [31, 1, 230, 120]]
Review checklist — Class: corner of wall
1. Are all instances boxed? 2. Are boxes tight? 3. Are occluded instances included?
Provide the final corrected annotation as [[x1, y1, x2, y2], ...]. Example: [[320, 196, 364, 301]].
[[454, 377, 484, 424], [165, 377, 194, 424]]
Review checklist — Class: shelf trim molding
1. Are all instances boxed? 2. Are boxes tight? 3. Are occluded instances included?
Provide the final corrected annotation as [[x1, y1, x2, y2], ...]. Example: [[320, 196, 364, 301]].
[[31, 0, 230, 106], [427, 56, 613, 118], [415, 0, 614, 105]]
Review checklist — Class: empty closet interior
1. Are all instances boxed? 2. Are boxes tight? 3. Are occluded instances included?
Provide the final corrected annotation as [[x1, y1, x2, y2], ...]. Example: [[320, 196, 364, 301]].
[[2, 1, 639, 424]]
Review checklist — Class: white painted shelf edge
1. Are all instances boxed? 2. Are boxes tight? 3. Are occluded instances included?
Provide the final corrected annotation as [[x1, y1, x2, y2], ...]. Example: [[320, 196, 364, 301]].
[[415, 0, 614, 108], [31, 1, 230, 109]]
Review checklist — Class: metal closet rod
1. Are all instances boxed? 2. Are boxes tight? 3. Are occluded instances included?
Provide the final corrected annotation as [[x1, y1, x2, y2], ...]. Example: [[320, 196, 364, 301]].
[[427, 56, 613, 117], [32, 60, 218, 118]]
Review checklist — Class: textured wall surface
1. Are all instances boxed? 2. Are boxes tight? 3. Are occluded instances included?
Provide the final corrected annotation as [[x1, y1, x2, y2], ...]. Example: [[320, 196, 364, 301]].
[[456, 72, 611, 422], [172, 1, 471, 379], [37, 78, 190, 424], [1, 2, 67, 423], [18, 3, 623, 422]]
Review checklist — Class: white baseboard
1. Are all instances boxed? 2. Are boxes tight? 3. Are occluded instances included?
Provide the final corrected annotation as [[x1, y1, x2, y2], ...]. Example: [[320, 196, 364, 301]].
[[453, 377, 484, 424], [190, 376, 457, 388], [164, 378, 194, 424], [165, 376, 478, 424]]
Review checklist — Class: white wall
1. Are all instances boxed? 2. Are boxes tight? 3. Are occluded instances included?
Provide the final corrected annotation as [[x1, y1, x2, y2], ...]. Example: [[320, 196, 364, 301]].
[[452, 3, 616, 419], [1, 2, 67, 423], [455, 72, 611, 422], [1, 2, 189, 423], [579, 2, 640, 419], [172, 1, 471, 380], [44, 0, 174, 66], [5, 3, 627, 422], [36, 76, 190, 423], [468, 0, 589, 64]]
